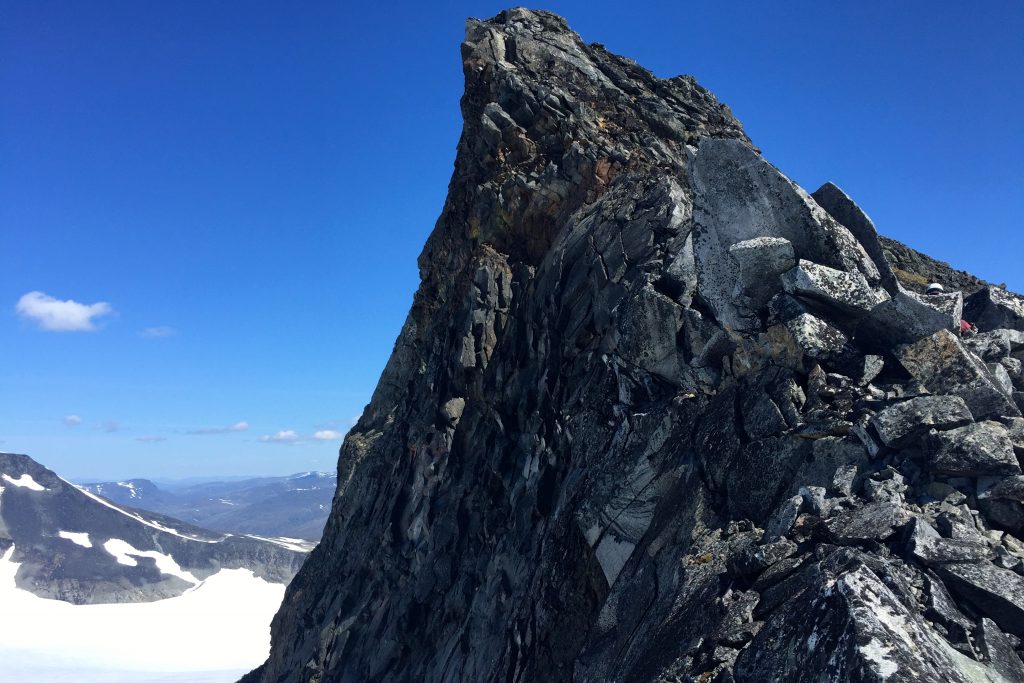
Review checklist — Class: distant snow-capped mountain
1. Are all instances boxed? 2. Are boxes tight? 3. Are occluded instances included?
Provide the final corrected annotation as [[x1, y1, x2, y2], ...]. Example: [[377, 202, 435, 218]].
[[80, 470, 336, 541], [0, 451, 312, 680]]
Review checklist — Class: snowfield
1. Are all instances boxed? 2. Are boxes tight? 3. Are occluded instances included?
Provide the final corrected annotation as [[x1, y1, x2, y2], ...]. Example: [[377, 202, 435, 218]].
[[58, 529, 93, 548], [2, 472, 46, 491], [0, 545, 285, 680]]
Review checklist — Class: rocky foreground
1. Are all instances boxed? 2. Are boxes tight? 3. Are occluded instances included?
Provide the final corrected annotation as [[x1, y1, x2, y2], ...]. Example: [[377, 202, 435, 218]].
[[247, 9, 1024, 682]]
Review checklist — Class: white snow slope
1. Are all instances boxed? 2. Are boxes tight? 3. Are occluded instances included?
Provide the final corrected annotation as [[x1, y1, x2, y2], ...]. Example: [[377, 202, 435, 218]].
[[0, 545, 284, 682]]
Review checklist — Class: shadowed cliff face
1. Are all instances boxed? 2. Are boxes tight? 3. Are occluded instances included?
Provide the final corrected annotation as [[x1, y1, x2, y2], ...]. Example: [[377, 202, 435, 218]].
[[247, 9, 1024, 683]]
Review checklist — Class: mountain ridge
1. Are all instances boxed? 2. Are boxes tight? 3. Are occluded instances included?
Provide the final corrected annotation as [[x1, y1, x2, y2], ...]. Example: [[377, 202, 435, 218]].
[[0, 451, 307, 604]]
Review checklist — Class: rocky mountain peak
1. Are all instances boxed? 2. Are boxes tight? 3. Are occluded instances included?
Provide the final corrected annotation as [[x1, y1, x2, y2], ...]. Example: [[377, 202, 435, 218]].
[[247, 10, 1024, 683]]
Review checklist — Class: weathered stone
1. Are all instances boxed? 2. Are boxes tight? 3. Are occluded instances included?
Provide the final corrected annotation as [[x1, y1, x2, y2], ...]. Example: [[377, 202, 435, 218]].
[[613, 284, 682, 382], [736, 552, 1014, 683], [965, 330, 1020, 362], [937, 561, 1024, 637], [762, 495, 803, 543], [870, 395, 974, 448], [895, 330, 1020, 419], [826, 501, 906, 544], [829, 463, 858, 498], [989, 362, 1015, 396], [979, 476, 1024, 533], [728, 236, 795, 312], [855, 289, 961, 351], [781, 259, 888, 319], [977, 618, 1024, 681], [927, 422, 1021, 477], [811, 181, 898, 293], [1003, 417, 1024, 456], [906, 516, 994, 565], [690, 138, 879, 331], [727, 538, 797, 580], [965, 286, 1024, 332]]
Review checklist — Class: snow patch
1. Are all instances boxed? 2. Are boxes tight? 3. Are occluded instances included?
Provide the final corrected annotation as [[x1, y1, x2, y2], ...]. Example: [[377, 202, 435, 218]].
[[116, 481, 140, 498], [102, 539, 199, 585], [2, 473, 46, 491], [0, 545, 285, 673], [244, 534, 313, 552], [58, 531, 92, 548]]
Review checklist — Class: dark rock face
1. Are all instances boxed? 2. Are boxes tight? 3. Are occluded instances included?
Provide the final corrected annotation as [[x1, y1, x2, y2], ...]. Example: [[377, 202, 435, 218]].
[[0, 452, 307, 604], [247, 9, 1024, 683]]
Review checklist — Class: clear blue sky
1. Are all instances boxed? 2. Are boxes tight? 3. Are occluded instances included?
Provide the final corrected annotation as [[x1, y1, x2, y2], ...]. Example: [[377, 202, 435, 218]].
[[2, 1, 1021, 480]]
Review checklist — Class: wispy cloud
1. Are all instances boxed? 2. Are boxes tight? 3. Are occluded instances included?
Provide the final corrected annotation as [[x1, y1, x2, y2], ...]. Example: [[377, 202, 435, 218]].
[[63, 415, 83, 427], [139, 326, 176, 338], [16, 291, 113, 332], [258, 430, 302, 444], [186, 421, 249, 435], [99, 420, 121, 433], [313, 430, 343, 441], [136, 436, 167, 443]]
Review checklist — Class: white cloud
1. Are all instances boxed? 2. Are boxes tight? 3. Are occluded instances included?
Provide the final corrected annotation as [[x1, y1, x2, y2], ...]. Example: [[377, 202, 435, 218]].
[[136, 436, 167, 443], [259, 430, 301, 444], [63, 415, 83, 427], [313, 430, 343, 441], [187, 421, 249, 435], [139, 326, 176, 338], [16, 291, 113, 332], [99, 420, 121, 433]]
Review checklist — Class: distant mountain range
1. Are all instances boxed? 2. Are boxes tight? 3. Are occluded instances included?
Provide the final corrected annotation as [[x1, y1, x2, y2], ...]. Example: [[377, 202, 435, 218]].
[[80, 470, 336, 540], [0, 451, 311, 679]]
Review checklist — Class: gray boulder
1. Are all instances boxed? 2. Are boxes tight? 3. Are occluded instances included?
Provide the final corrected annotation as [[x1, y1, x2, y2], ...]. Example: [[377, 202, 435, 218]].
[[926, 422, 1020, 477], [895, 329, 1020, 419], [870, 395, 973, 448], [978, 476, 1024, 533], [689, 137, 880, 331], [964, 329, 1024, 361], [728, 236, 795, 312], [937, 560, 1024, 637], [811, 181, 899, 293], [780, 259, 888, 319], [965, 287, 1024, 332], [855, 289, 961, 351]]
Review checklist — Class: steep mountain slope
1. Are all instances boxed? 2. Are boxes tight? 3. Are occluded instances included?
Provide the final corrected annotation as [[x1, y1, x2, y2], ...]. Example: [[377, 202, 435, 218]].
[[82, 472, 335, 540], [0, 452, 307, 603], [247, 9, 1024, 682]]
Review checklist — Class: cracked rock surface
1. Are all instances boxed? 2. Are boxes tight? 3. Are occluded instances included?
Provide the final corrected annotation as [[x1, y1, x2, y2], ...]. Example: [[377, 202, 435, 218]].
[[244, 9, 1024, 683]]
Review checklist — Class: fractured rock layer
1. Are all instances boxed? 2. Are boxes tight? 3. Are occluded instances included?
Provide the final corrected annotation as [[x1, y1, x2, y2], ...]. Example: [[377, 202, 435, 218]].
[[247, 9, 1024, 683]]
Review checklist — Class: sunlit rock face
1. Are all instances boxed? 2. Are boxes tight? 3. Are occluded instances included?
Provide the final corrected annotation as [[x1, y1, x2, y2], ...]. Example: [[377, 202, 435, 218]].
[[247, 9, 1024, 683]]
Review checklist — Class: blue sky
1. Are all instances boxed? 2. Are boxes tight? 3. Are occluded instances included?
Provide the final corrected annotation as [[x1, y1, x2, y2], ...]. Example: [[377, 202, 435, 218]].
[[2, 1, 1021, 480]]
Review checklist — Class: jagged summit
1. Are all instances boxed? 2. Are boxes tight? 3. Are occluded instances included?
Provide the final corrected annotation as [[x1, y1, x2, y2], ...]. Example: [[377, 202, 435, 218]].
[[246, 10, 1024, 683]]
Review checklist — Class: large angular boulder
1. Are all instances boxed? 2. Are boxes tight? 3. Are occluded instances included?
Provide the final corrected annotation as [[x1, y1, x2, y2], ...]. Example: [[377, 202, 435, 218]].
[[965, 329, 1024, 362], [781, 259, 888, 319], [965, 286, 1024, 332], [895, 329, 1020, 419], [728, 236, 796, 312], [926, 421, 1020, 477], [855, 290, 961, 351], [811, 181, 899, 293], [936, 560, 1024, 637], [690, 138, 880, 331], [978, 476, 1024, 533], [870, 395, 973, 448]]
